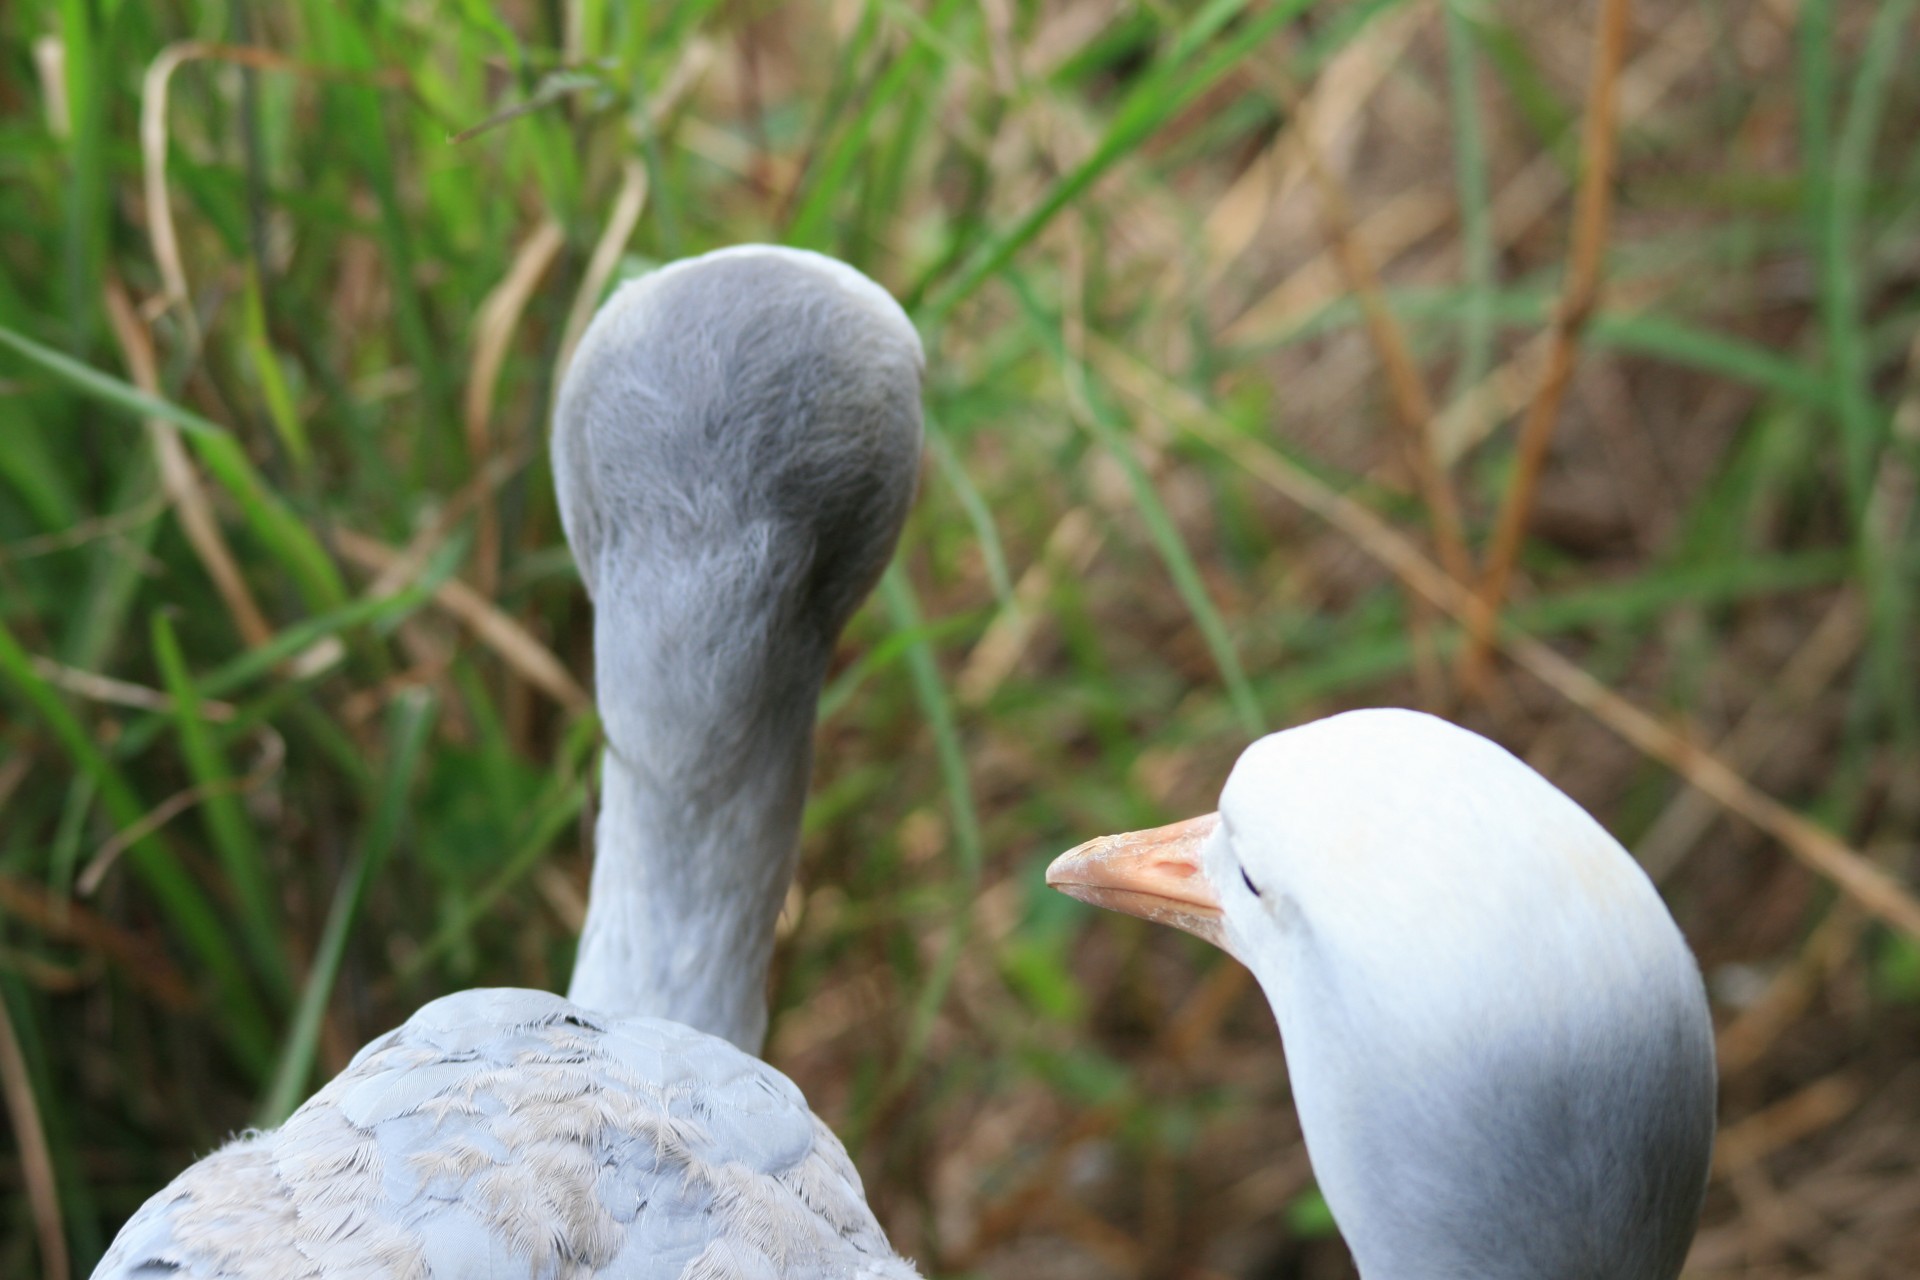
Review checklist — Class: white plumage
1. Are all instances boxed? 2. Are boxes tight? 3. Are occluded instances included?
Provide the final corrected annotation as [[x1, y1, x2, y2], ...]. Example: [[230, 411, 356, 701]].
[[1048, 708, 1717, 1280], [94, 247, 926, 1279]]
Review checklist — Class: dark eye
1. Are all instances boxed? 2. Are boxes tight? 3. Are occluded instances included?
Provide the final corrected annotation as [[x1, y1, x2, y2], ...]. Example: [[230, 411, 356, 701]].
[[1239, 865, 1263, 898]]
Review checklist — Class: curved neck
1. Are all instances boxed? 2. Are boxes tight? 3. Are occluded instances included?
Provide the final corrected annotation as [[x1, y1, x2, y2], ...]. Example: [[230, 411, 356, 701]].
[[566, 726, 812, 1053]]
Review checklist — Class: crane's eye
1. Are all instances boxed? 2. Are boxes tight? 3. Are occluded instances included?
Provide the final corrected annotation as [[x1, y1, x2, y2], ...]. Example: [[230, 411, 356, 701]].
[[1239, 865, 1263, 898]]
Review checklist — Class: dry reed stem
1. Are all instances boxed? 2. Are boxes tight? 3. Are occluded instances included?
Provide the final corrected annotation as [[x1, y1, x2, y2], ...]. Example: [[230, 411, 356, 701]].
[[140, 41, 225, 328], [1090, 336, 1920, 942], [951, 223, 1181, 712], [0, 990, 66, 1280], [1221, 10, 1713, 355], [1459, 0, 1635, 692], [32, 36, 69, 138], [1637, 593, 1864, 880], [956, 506, 1102, 708], [28, 655, 238, 722], [465, 217, 565, 596], [1433, 330, 1553, 464], [332, 528, 590, 713], [78, 729, 284, 896], [103, 279, 276, 649], [1218, 188, 1452, 349], [1430, 277, 1667, 466], [141, 43, 389, 328], [1499, 641, 1920, 935], [557, 158, 649, 382], [0, 875, 194, 1008], [1200, 8, 1418, 280], [1253, 61, 1473, 588], [74, 786, 216, 898]]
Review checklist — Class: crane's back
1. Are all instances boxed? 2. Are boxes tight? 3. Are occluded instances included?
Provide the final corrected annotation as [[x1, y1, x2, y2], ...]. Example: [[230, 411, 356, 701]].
[[94, 989, 920, 1279]]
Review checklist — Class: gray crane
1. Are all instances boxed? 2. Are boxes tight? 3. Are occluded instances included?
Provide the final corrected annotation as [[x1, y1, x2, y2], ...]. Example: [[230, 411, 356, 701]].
[[95, 246, 927, 1280]]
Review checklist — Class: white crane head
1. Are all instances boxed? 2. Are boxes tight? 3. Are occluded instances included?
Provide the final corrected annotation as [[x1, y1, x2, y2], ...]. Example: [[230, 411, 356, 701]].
[[552, 246, 923, 1047], [1048, 708, 1715, 1280]]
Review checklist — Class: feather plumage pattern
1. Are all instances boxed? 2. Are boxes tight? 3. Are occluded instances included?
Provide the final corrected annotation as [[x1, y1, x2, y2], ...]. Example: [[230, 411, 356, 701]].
[[93, 989, 919, 1279]]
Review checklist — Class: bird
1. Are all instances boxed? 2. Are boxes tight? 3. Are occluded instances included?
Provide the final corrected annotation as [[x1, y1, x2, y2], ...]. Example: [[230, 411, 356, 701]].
[[93, 245, 927, 1280], [1046, 708, 1716, 1280]]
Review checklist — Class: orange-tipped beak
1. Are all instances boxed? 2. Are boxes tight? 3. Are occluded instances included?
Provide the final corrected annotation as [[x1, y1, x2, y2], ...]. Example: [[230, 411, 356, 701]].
[[1045, 812, 1231, 956]]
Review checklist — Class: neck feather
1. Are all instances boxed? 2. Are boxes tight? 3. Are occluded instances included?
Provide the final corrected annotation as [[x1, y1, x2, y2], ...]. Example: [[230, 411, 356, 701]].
[[566, 714, 813, 1053]]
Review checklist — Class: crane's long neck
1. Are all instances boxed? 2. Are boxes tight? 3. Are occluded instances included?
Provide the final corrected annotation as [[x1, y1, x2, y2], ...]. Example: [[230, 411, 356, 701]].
[[566, 718, 813, 1052], [560, 524, 837, 1053]]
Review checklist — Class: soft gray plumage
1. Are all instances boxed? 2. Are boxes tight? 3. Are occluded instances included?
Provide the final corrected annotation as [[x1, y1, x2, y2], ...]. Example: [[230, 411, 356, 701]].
[[96, 990, 917, 1279], [94, 248, 925, 1279], [556, 246, 923, 1052]]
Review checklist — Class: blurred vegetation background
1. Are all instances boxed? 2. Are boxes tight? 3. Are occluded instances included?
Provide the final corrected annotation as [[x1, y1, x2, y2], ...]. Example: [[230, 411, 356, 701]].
[[2, 0, 1918, 1275]]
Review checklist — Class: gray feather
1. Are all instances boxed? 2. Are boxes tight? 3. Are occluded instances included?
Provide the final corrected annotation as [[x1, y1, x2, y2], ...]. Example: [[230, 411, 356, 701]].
[[92, 990, 920, 1280], [554, 246, 924, 1049]]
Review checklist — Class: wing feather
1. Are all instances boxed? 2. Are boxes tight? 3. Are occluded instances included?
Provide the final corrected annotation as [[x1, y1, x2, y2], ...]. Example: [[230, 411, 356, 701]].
[[93, 989, 917, 1279]]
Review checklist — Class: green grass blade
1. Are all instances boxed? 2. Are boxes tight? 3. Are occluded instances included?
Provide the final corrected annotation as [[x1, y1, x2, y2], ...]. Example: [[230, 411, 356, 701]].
[[1239, 285, 1836, 410], [111, 573, 443, 760], [925, 420, 1014, 606], [1443, 0, 1496, 401], [1589, 312, 1833, 409], [1012, 278, 1265, 738], [57, 454, 163, 672], [0, 619, 275, 1075], [0, 322, 348, 611], [150, 611, 293, 1003], [0, 322, 230, 440], [846, 565, 982, 1134], [818, 609, 979, 724], [56, 0, 106, 337], [919, 0, 1313, 319], [1811, 0, 1910, 512], [241, 271, 312, 469], [398, 719, 597, 986], [258, 687, 437, 1126], [1821, 0, 1918, 743], [786, 0, 967, 251], [0, 401, 82, 529]]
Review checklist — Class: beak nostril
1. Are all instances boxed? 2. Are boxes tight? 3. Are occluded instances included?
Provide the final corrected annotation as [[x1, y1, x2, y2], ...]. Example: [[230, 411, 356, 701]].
[[1044, 812, 1233, 957]]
